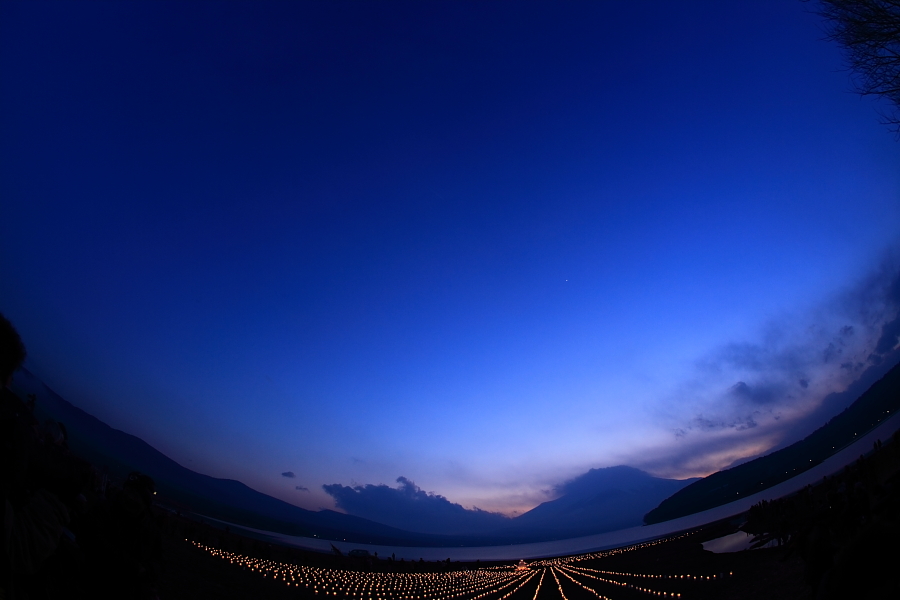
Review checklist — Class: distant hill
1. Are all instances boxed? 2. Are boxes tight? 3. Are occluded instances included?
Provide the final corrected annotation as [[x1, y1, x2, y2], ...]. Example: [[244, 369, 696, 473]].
[[12, 368, 451, 546], [493, 466, 697, 541], [21, 359, 898, 543], [644, 360, 900, 525], [322, 466, 697, 542], [13, 367, 701, 545]]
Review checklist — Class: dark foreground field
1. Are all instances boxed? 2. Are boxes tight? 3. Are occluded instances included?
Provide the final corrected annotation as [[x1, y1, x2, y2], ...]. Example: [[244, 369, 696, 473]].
[[6, 390, 897, 599], [156, 521, 811, 600], [154, 431, 900, 600]]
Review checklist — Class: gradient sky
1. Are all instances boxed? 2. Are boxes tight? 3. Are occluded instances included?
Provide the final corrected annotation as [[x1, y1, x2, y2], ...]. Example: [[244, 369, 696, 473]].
[[2, 1, 899, 518]]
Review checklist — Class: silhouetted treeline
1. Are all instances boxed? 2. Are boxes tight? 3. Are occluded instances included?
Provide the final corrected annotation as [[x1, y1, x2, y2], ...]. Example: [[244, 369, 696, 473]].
[[1, 313, 163, 599], [743, 429, 900, 598], [1, 397, 164, 598]]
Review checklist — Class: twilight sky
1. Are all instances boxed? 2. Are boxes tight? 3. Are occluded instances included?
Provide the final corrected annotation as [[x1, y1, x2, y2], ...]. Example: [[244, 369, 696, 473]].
[[2, 0, 899, 518]]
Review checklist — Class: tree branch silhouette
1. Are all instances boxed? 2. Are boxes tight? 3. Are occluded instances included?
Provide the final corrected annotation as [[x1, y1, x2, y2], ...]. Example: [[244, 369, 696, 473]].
[[815, 0, 900, 134]]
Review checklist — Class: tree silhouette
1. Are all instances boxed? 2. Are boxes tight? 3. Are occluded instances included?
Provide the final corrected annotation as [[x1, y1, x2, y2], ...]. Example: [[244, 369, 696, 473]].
[[815, 0, 900, 134]]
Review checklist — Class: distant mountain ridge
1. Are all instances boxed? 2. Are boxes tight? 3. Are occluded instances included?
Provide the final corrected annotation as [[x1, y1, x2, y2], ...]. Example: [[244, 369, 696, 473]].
[[644, 359, 900, 524], [322, 466, 697, 541], [13, 368, 444, 546], [20, 360, 900, 544], [492, 466, 697, 541], [13, 367, 695, 545]]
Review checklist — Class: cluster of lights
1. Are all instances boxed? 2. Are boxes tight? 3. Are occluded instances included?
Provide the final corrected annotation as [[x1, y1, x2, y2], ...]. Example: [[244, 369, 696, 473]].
[[530, 568, 544, 600], [547, 566, 569, 600], [191, 541, 535, 600], [472, 571, 533, 600], [553, 566, 610, 600], [560, 565, 651, 595], [559, 565, 680, 598], [571, 565, 730, 582], [559, 563, 731, 598], [493, 571, 538, 600], [532, 532, 693, 568], [189, 529, 732, 600], [566, 567, 681, 598]]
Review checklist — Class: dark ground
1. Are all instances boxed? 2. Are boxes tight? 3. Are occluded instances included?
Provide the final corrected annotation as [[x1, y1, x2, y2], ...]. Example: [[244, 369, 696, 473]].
[[155, 520, 812, 600]]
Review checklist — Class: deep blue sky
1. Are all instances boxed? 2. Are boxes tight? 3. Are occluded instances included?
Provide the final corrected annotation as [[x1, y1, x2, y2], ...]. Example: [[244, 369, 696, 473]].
[[2, 1, 899, 517]]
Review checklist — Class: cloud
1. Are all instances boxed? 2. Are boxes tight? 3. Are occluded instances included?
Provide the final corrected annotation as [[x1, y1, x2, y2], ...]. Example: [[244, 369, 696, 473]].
[[296, 485, 309, 492], [322, 476, 509, 536], [873, 315, 900, 355], [634, 255, 900, 479], [729, 381, 778, 405], [281, 471, 295, 478]]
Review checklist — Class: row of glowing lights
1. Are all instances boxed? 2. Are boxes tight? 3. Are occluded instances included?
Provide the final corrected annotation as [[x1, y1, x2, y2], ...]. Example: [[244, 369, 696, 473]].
[[548, 566, 569, 600], [530, 569, 545, 600], [193, 542, 534, 600], [553, 566, 609, 600], [561, 567, 681, 598], [196, 544, 512, 594], [572, 564, 732, 582], [532, 532, 693, 567], [483, 571, 535, 600], [548, 565, 638, 600]]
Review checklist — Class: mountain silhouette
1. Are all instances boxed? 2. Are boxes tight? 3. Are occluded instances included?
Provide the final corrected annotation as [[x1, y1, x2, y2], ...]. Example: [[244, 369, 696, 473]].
[[502, 466, 696, 540], [644, 358, 900, 524], [13, 367, 447, 546], [12, 367, 699, 545], [21, 358, 897, 544]]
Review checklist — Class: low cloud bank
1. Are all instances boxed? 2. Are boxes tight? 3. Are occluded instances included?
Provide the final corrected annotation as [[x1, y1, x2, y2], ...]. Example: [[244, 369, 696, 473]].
[[323, 477, 509, 536]]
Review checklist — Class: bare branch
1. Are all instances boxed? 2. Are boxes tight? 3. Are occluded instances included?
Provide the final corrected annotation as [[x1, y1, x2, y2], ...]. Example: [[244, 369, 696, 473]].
[[813, 0, 900, 134]]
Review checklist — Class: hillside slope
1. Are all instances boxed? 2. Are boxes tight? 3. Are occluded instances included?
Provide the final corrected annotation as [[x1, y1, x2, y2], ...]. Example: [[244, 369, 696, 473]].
[[644, 360, 900, 524], [499, 465, 696, 540], [13, 368, 446, 546]]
